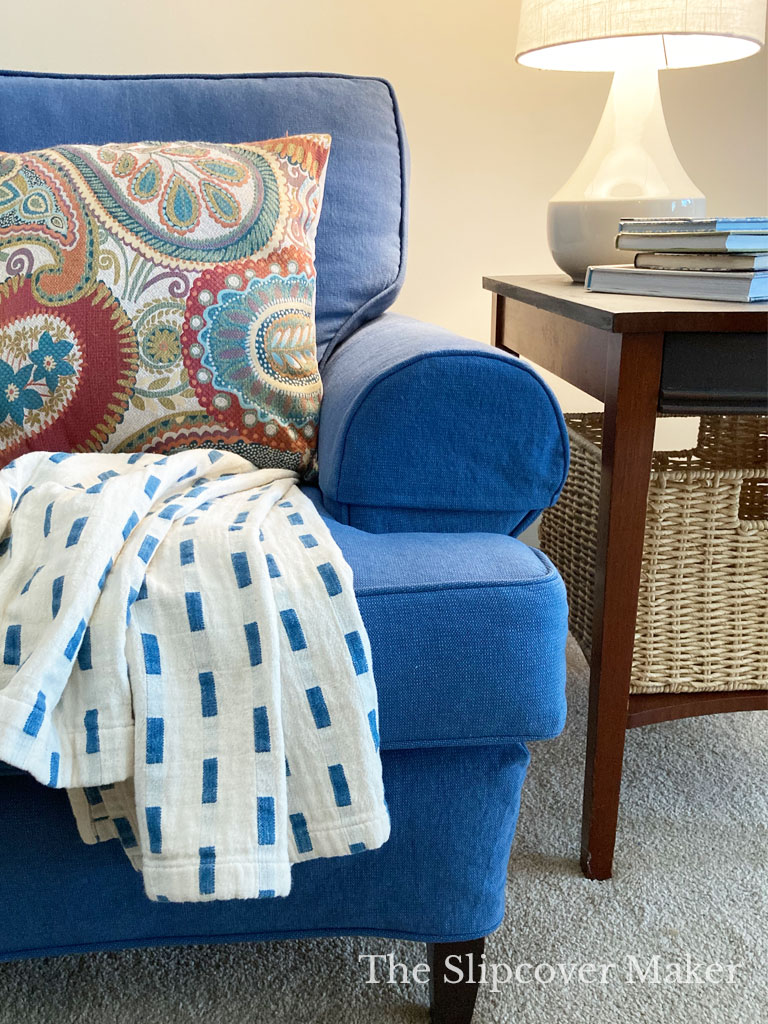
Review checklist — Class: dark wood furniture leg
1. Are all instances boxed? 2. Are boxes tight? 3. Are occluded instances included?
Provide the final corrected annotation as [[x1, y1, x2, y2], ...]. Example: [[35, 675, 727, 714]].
[[487, 277, 768, 879], [427, 937, 485, 1024], [581, 332, 664, 880]]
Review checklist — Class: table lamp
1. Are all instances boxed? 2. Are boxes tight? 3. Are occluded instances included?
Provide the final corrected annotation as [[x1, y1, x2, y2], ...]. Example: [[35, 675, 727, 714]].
[[515, 0, 767, 281]]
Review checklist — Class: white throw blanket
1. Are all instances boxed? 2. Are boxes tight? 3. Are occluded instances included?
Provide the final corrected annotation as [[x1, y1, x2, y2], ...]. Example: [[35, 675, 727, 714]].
[[0, 449, 389, 902]]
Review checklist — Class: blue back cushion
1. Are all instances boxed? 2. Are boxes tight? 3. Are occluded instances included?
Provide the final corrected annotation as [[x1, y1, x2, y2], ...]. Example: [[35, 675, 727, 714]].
[[0, 70, 408, 363]]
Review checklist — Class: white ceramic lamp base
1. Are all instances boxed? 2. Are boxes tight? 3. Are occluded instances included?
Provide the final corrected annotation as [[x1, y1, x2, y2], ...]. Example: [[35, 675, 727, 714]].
[[547, 66, 706, 282]]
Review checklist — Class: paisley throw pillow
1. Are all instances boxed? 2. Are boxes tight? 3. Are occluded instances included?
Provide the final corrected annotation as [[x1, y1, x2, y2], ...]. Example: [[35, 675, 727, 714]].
[[0, 134, 330, 474]]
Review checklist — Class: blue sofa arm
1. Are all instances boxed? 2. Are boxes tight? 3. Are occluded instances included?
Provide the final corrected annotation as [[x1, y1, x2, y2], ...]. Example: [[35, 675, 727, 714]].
[[317, 314, 569, 534]]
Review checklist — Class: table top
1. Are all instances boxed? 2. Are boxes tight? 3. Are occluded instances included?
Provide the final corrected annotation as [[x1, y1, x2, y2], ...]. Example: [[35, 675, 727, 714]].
[[483, 274, 768, 334]]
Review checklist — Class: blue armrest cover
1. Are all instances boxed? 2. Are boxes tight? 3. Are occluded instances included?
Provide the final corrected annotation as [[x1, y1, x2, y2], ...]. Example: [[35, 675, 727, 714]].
[[318, 314, 569, 534]]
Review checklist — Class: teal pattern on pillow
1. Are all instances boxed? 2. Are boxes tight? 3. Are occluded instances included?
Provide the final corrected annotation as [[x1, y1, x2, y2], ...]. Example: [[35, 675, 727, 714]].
[[0, 134, 331, 474]]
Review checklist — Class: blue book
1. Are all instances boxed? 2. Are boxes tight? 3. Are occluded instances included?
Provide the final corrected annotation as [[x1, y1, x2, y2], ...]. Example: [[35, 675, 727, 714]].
[[618, 217, 768, 234], [635, 252, 768, 272], [585, 265, 768, 302], [616, 232, 768, 253]]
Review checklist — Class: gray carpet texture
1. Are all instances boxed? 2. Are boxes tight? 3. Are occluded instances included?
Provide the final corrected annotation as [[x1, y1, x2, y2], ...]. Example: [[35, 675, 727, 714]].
[[1, 639, 766, 1024]]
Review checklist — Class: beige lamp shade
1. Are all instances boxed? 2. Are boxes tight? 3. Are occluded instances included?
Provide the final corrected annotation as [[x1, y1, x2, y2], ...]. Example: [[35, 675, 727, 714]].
[[516, 0, 767, 71]]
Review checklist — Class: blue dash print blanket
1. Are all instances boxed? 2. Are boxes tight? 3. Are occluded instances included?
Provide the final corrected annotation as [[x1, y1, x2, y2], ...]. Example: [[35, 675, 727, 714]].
[[0, 449, 389, 902]]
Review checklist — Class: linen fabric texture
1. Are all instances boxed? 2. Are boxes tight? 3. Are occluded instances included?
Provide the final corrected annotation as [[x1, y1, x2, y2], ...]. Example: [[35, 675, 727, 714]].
[[0, 449, 388, 902], [318, 314, 570, 534], [0, 134, 331, 474], [1, 743, 529, 955], [305, 487, 569, 746]]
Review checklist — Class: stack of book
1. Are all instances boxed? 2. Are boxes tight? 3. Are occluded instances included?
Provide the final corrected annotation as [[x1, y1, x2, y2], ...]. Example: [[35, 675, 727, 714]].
[[585, 217, 768, 302]]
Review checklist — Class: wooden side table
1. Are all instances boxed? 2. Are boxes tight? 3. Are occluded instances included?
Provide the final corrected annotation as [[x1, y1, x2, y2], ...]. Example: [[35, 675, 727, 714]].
[[483, 274, 768, 881]]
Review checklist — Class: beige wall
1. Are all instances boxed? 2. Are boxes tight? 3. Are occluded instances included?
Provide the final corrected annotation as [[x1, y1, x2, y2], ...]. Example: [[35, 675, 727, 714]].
[[2, 0, 766, 415]]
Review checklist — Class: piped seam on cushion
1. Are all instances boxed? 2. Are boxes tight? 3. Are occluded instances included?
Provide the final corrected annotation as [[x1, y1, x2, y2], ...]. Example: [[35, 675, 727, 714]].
[[381, 724, 567, 750], [353, 561, 564, 598], [319, 78, 408, 368], [0, 916, 509, 961], [332, 500, 537, 520]]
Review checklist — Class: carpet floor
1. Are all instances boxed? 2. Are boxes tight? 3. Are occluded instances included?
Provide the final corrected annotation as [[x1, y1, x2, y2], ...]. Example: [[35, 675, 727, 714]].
[[1, 639, 766, 1024]]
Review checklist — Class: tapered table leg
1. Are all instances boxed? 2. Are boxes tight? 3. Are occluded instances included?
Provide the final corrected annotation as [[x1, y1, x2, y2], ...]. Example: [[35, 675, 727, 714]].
[[427, 938, 485, 1024], [580, 331, 664, 880]]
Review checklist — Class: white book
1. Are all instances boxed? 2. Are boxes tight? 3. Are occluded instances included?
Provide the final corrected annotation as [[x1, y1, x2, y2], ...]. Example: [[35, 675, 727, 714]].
[[584, 265, 768, 303], [634, 252, 768, 272], [618, 217, 768, 234], [617, 232, 768, 253]]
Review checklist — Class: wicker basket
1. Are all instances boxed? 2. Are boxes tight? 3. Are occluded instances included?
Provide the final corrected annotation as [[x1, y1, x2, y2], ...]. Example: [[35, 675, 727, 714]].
[[539, 413, 768, 694]]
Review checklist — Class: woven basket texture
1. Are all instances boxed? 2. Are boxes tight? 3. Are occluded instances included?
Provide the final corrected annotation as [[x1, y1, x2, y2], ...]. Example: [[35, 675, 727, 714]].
[[539, 413, 768, 694]]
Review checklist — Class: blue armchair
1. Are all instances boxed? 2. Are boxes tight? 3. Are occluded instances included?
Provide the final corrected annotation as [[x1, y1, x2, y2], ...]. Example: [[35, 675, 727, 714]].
[[0, 70, 569, 1024]]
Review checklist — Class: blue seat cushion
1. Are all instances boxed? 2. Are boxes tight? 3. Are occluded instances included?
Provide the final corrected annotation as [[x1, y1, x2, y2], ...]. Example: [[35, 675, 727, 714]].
[[307, 490, 567, 748], [0, 492, 567, 779]]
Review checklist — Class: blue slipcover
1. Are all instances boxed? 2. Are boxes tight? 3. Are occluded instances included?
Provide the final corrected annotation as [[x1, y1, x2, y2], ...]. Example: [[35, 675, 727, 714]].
[[318, 314, 569, 534], [0, 71, 569, 967], [309, 491, 568, 746], [0, 493, 566, 765], [1, 744, 529, 959]]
